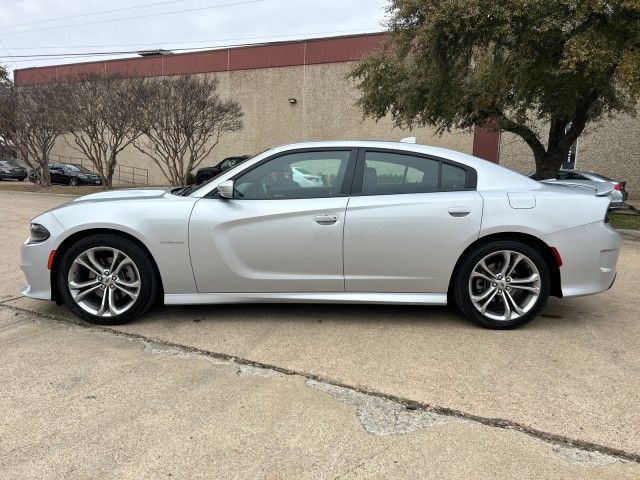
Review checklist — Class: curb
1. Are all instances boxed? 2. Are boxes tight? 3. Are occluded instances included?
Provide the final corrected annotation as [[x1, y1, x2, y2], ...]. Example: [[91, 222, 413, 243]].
[[617, 229, 640, 242], [0, 189, 79, 198]]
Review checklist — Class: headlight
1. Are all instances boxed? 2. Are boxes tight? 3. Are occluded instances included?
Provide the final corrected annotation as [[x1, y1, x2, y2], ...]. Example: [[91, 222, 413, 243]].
[[29, 223, 50, 243]]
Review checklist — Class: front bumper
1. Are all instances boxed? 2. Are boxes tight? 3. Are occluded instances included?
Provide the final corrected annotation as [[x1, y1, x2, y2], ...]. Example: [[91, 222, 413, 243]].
[[543, 221, 621, 297], [77, 177, 102, 185], [20, 213, 66, 300]]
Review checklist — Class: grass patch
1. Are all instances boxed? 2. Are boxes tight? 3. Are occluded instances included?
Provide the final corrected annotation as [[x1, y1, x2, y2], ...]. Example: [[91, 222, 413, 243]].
[[609, 212, 640, 231]]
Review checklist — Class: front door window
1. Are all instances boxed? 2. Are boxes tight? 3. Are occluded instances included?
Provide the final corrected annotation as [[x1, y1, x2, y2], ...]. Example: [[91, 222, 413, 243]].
[[233, 151, 352, 199]]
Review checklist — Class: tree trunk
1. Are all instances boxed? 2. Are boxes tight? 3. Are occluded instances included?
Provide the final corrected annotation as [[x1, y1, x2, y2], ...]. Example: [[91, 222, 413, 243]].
[[105, 151, 117, 188], [40, 164, 51, 186], [534, 150, 566, 180]]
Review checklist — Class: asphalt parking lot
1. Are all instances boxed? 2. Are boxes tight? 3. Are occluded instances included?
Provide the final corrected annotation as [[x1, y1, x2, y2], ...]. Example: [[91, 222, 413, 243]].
[[1, 188, 640, 478]]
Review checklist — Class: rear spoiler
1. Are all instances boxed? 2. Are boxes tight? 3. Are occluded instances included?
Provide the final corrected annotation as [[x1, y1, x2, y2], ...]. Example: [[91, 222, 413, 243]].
[[540, 180, 614, 196]]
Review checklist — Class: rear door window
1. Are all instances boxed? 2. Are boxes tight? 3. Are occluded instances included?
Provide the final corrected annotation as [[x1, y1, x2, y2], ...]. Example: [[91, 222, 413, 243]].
[[358, 150, 472, 195], [362, 152, 439, 195]]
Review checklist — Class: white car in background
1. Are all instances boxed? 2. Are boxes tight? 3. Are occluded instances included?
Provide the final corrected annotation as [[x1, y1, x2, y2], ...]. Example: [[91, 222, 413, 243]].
[[292, 167, 324, 186], [21, 141, 620, 329], [529, 169, 628, 208]]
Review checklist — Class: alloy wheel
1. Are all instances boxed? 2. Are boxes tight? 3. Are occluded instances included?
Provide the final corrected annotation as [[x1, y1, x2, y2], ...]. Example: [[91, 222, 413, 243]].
[[67, 247, 141, 317], [468, 250, 541, 322]]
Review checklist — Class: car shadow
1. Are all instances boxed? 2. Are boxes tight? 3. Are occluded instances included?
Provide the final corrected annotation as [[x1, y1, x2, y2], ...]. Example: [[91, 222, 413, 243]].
[[138, 299, 581, 332]]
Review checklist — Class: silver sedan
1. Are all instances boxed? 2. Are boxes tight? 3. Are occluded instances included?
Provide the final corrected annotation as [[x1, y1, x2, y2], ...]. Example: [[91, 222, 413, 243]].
[[20, 141, 621, 329]]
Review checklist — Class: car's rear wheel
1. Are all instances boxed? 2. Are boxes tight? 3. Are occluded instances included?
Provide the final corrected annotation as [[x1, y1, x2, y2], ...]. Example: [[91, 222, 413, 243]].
[[58, 234, 158, 325], [454, 240, 550, 329]]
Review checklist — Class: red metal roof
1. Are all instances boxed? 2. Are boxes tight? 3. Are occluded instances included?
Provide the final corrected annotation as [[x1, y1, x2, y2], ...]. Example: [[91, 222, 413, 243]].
[[14, 32, 387, 85]]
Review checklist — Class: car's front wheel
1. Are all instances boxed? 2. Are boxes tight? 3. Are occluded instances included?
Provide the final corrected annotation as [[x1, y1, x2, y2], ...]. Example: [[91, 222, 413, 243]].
[[69, 178, 78, 186], [454, 240, 550, 329], [58, 234, 158, 325]]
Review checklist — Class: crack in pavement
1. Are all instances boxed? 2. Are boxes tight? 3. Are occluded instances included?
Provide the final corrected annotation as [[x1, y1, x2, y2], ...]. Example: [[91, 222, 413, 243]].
[[2, 302, 638, 465], [306, 379, 452, 436], [306, 380, 629, 467]]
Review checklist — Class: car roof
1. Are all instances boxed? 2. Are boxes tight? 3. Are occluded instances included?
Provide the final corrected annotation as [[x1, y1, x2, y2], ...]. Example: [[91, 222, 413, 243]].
[[271, 140, 534, 176]]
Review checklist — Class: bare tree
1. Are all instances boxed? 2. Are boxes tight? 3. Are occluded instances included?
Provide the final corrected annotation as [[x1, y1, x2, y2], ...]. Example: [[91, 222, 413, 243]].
[[59, 73, 148, 188], [134, 76, 243, 185], [0, 76, 67, 186], [0, 65, 17, 159]]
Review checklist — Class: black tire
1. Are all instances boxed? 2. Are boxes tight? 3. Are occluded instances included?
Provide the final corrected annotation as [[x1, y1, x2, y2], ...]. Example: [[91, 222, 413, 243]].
[[58, 234, 159, 325], [18, 177, 25, 181], [454, 240, 550, 329], [69, 178, 78, 186]]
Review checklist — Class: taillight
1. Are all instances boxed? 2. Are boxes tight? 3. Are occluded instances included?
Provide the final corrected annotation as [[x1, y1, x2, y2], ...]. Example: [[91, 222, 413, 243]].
[[613, 184, 622, 191]]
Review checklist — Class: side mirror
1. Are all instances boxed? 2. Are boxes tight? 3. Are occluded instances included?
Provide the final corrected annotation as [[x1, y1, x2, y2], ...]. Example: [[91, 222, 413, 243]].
[[217, 180, 234, 199]]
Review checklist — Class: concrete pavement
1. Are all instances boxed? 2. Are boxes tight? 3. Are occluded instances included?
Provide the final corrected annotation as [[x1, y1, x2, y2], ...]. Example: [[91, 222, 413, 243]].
[[1, 190, 640, 477], [2, 307, 638, 479], [0, 190, 69, 300]]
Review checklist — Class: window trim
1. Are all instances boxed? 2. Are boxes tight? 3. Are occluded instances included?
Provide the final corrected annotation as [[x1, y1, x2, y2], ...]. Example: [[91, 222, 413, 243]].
[[207, 147, 358, 200], [351, 148, 478, 196]]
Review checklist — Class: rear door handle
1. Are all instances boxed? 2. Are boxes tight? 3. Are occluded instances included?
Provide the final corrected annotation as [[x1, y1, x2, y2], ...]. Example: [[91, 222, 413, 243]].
[[448, 207, 471, 217], [314, 214, 338, 225]]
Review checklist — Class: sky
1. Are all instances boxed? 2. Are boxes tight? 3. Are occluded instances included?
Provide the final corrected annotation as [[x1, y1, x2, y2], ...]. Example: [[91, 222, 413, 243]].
[[0, 0, 389, 77]]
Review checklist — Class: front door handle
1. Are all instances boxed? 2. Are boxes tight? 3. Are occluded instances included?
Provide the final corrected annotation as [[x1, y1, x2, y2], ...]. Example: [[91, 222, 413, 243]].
[[448, 207, 471, 217], [314, 214, 338, 225]]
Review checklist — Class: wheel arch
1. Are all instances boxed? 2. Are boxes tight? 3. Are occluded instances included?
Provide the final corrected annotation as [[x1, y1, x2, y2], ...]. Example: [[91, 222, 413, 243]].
[[447, 232, 562, 305], [50, 228, 164, 304]]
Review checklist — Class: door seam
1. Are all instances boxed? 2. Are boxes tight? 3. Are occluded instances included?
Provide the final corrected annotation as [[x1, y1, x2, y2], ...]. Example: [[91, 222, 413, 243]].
[[342, 196, 351, 292]]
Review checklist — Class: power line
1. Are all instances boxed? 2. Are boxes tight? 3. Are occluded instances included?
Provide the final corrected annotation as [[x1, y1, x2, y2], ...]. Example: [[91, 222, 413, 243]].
[[0, 28, 385, 62], [1, 0, 264, 36], [4, 26, 382, 50], [1, 0, 191, 29]]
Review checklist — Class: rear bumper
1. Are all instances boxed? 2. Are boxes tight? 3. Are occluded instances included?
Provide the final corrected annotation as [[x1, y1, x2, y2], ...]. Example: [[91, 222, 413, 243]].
[[543, 221, 621, 297]]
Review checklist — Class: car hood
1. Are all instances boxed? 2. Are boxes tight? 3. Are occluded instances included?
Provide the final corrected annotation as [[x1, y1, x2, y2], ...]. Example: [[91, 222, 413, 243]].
[[70, 188, 173, 204]]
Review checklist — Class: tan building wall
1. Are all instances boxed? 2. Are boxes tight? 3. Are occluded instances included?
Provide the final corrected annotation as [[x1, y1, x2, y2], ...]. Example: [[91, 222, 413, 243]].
[[51, 61, 473, 186], [50, 59, 639, 198]]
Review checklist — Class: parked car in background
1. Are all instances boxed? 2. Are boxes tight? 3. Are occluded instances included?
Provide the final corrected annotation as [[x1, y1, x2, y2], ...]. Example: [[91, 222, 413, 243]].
[[529, 170, 628, 208], [292, 167, 324, 186], [0, 159, 28, 181], [195, 155, 250, 184], [29, 163, 102, 186], [21, 141, 620, 330]]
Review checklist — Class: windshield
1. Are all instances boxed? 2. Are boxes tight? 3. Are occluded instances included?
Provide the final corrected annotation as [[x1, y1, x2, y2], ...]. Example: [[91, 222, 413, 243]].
[[0, 160, 21, 168], [195, 152, 263, 187], [64, 164, 92, 173]]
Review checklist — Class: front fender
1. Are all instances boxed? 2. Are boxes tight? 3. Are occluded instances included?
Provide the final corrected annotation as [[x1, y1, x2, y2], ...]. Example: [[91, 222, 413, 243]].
[[48, 198, 197, 294]]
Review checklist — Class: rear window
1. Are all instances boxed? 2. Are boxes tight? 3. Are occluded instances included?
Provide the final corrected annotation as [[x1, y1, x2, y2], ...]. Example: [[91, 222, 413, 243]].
[[584, 171, 614, 182]]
